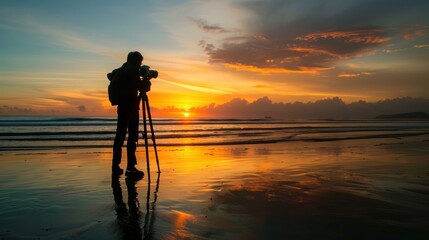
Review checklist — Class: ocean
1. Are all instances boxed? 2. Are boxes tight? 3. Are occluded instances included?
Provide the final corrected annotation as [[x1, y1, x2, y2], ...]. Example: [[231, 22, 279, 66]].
[[1, 116, 429, 151]]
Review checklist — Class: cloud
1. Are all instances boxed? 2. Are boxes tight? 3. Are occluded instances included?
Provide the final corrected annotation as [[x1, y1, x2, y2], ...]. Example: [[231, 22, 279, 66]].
[[414, 44, 429, 49], [254, 85, 271, 89], [189, 96, 429, 119], [0, 105, 35, 115], [157, 78, 230, 94], [198, 0, 429, 74], [190, 18, 232, 33], [223, 63, 330, 75], [338, 72, 373, 78], [297, 28, 390, 44], [14, 89, 114, 116], [202, 27, 389, 74], [382, 48, 408, 53], [293, 28, 390, 57], [401, 25, 429, 41]]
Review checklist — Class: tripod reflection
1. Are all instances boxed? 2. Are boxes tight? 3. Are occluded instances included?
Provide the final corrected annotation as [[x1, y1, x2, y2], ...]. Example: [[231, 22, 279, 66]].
[[111, 172, 160, 239]]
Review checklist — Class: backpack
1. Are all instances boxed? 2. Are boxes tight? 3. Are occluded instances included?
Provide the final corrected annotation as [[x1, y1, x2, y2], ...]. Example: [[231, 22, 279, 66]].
[[107, 67, 126, 106]]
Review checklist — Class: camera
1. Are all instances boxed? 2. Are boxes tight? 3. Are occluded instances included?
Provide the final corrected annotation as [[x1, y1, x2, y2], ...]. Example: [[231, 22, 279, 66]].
[[140, 65, 158, 79]]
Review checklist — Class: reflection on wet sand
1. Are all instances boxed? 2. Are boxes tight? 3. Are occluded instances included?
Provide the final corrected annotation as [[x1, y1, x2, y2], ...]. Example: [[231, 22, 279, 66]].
[[143, 172, 160, 238], [153, 141, 429, 239], [111, 173, 160, 239], [1, 139, 428, 239]]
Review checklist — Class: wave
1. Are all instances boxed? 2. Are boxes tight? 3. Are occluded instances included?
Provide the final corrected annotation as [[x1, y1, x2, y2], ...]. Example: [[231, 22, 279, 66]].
[[1, 117, 429, 151], [1, 125, 427, 137], [3, 116, 428, 127], [0, 132, 257, 141], [1, 131, 428, 151], [0, 117, 116, 122], [2, 130, 428, 142]]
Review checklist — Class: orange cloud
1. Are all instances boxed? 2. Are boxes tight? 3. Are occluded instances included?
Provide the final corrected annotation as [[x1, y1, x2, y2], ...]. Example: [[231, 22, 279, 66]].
[[254, 85, 271, 89], [346, 63, 359, 69], [402, 25, 428, 41], [157, 78, 230, 94], [18, 89, 115, 116], [224, 63, 330, 75], [297, 28, 391, 44], [203, 26, 389, 76], [338, 72, 373, 78], [288, 47, 343, 58]]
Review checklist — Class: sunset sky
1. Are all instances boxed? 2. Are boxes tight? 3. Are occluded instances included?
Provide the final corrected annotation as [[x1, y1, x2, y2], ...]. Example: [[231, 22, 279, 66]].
[[1, 0, 428, 117]]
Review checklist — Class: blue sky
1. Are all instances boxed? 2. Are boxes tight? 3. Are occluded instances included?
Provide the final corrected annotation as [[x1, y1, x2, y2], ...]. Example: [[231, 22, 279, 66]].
[[1, 0, 428, 116]]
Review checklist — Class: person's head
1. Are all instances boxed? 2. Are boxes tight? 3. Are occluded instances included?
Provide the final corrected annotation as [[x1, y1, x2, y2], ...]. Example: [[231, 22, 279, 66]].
[[127, 51, 143, 67]]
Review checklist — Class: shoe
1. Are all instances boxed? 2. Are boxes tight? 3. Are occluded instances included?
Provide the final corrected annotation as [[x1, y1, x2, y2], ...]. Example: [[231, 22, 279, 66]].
[[112, 165, 124, 175], [125, 167, 144, 177]]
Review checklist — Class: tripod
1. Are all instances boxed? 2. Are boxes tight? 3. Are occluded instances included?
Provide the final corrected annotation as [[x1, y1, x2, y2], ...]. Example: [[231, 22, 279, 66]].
[[139, 92, 161, 181]]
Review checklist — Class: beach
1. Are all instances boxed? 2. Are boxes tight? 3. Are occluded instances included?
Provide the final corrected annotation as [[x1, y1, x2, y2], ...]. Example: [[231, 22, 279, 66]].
[[2, 0, 429, 238], [1, 135, 429, 239]]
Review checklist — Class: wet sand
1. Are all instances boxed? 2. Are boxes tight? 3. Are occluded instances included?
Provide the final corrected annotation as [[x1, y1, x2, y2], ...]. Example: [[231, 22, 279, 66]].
[[1, 137, 429, 239]]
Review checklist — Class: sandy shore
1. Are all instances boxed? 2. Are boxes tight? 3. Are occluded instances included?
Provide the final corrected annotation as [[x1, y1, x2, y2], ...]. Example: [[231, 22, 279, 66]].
[[1, 137, 429, 239]]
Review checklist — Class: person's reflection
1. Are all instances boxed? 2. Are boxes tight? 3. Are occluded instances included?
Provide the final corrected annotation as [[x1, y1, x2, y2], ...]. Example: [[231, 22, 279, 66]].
[[111, 173, 160, 239], [112, 174, 143, 239]]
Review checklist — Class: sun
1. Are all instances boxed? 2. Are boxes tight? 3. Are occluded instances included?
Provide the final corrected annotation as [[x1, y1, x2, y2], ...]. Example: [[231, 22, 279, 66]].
[[183, 112, 190, 117]]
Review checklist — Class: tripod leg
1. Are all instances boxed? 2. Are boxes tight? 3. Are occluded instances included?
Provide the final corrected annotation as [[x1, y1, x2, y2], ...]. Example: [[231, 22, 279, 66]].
[[144, 95, 161, 173], [142, 95, 151, 181]]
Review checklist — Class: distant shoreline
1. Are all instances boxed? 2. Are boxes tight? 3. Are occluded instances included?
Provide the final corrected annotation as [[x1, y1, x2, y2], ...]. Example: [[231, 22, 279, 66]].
[[376, 112, 429, 119]]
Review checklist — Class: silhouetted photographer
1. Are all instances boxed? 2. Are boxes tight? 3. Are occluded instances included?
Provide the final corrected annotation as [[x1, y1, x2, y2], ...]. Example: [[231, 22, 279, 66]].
[[107, 51, 158, 177]]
